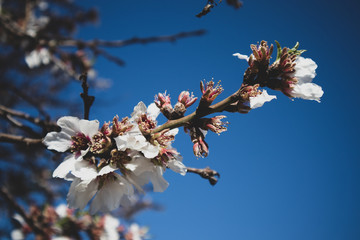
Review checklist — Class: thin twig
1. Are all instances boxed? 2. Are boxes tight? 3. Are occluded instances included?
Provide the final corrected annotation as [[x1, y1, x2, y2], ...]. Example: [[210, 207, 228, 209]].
[[0, 187, 47, 236], [79, 73, 95, 120], [0, 133, 43, 146], [187, 167, 220, 186], [0, 104, 59, 131], [57, 30, 206, 48], [150, 90, 241, 134]]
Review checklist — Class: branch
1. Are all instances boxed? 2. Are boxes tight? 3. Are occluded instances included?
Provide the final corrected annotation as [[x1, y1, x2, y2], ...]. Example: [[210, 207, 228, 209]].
[[0, 104, 59, 131], [187, 167, 220, 186], [79, 73, 95, 120], [150, 89, 240, 134], [57, 30, 206, 48], [0, 187, 47, 237], [0, 133, 43, 146]]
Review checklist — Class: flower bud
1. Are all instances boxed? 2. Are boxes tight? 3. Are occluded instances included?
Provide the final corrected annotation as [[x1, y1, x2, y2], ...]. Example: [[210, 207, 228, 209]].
[[200, 79, 223, 105], [201, 116, 228, 135], [111, 116, 133, 137], [178, 91, 197, 108], [154, 92, 173, 119]]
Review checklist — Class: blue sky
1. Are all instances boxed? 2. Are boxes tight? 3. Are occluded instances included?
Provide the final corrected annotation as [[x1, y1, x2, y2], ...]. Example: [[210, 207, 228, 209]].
[[64, 0, 360, 239]]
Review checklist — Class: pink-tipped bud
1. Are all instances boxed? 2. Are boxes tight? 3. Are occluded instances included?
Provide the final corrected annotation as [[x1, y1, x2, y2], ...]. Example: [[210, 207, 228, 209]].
[[154, 92, 171, 109], [202, 115, 228, 135], [152, 129, 175, 147], [111, 116, 133, 137], [250, 40, 273, 62], [193, 136, 209, 158], [178, 91, 198, 108], [154, 92, 174, 119], [200, 79, 223, 104]]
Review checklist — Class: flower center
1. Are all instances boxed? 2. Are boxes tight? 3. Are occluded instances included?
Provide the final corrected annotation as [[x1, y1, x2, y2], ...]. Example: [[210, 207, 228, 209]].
[[70, 133, 90, 153]]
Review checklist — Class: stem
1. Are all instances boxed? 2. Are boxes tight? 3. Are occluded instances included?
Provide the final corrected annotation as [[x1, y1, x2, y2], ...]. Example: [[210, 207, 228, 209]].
[[150, 90, 240, 134], [80, 73, 95, 120]]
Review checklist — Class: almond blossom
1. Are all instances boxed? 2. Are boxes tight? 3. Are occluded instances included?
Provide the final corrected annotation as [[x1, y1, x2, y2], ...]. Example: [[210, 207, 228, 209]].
[[283, 57, 324, 102], [249, 90, 277, 109], [43, 116, 99, 158]]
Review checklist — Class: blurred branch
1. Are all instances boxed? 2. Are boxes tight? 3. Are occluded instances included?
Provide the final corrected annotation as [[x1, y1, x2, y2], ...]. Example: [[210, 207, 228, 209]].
[[0, 133, 43, 146], [196, 0, 242, 18], [57, 29, 206, 48], [0, 187, 47, 237], [187, 167, 220, 186], [0, 104, 59, 131]]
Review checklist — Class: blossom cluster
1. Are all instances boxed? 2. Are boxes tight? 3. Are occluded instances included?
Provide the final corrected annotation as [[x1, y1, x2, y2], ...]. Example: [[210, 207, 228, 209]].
[[44, 102, 186, 214], [11, 204, 149, 240]]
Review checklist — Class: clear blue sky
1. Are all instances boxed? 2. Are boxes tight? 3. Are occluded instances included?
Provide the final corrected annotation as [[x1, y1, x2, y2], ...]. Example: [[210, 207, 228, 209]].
[[69, 1, 360, 239]]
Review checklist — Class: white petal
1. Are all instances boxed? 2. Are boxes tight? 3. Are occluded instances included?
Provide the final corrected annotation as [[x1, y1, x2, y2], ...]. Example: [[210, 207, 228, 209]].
[[249, 90, 277, 109], [43, 131, 72, 152], [167, 128, 179, 136], [291, 83, 324, 102], [233, 53, 249, 61], [53, 155, 77, 179], [150, 166, 169, 192], [98, 165, 118, 176], [71, 161, 98, 181], [131, 102, 147, 120], [147, 103, 160, 120], [79, 119, 99, 138], [141, 143, 160, 158], [57, 116, 80, 136], [67, 178, 98, 210], [90, 173, 133, 214], [294, 57, 318, 84], [168, 159, 187, 176]]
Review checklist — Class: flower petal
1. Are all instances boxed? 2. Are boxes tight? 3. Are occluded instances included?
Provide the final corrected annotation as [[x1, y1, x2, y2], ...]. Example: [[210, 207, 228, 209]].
[[53, 155, 77, 179], [79, 119, 99, 137], [168, 159, 187, 176], [57, 116, 80, 136], [43, 131, 72, 152], [291, 83, 324, 102], [249, 90, 277, 109], [67, 178, 98, 210], [147, 103, 160, 120]]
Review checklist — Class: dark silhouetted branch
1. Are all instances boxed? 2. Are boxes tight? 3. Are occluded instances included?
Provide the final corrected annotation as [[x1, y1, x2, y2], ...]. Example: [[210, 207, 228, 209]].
[[80, 73, 95, 120]]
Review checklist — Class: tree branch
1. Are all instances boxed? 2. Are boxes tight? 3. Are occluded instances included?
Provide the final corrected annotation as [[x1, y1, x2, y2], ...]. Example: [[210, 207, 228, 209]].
[[0, 133, 43, 146], [79, 73, 95, 120], [187, 167, 220, 186]]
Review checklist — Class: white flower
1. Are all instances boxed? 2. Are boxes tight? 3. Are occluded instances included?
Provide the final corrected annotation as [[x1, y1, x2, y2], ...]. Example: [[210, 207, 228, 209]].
[[115, 131, 159, 158], [25, 48, 51, 68], [233, 53, 249, 61], [127, 223, 149, 240], [66, 163, 135, 214], [115, 102, 161, 158], [289, 57, 324, 102], [43, 116, 99, 158], [130, 101, 160, 122], [125, 154, 169, 192], [100, 214, 120, 240], [249, 90, 277, 109]]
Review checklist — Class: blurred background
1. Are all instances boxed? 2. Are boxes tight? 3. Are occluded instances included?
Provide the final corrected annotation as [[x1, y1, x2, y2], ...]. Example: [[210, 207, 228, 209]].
[[1, 0, 360, 239]]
